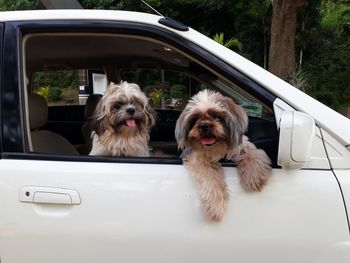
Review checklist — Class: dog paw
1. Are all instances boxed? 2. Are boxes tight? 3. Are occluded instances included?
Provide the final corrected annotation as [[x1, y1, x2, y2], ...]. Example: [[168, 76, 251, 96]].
[[203, 200, 227, 222], [201, 190, 229, 222], [237, 149, 272, 192], [240, 171, 269, 192]]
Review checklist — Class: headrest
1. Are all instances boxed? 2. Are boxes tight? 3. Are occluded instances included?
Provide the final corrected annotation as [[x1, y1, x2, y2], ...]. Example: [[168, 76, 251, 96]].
[[28, 93, 48, 130], [84, 94, 102, 119]]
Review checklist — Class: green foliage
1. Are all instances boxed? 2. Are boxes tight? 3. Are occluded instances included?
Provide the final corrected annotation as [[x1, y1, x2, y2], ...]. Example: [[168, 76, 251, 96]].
[[36, 86, 49, 100], [287, 69, 310, 92], [121, 69, 161, 90], [32, 70, 79, 104], [321, 1, 350, 29], [0, 0, 42, 10], [299, 0, 350, 109], [149, 89, 164, 107], [47, 86, 62, 102], [32, 70, 79, 92], [79, 0, 123, 10], [170, 84, 187, 99], [213, 33, 243, 51], [36, 86, 62, 102], [79, 0, 143, 11]]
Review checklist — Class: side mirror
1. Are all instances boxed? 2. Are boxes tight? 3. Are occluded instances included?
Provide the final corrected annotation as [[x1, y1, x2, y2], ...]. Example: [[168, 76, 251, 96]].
[[278, 111, 316, 169]]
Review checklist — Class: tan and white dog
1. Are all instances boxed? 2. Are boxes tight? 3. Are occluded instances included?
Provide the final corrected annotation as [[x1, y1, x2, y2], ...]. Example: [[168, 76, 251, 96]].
[[89, 81, 156, 157], [175, 90, 271, 221]]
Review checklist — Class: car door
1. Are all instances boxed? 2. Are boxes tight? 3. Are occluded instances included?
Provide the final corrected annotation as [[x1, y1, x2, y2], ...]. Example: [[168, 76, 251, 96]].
[[0, 17, 349, 263]]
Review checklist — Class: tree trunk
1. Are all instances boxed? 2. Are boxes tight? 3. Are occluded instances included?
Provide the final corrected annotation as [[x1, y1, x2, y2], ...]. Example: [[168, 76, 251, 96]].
[[268, 0, 306, 80]]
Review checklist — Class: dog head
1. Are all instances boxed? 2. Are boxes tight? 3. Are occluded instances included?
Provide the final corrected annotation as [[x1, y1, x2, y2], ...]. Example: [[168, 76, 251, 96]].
[[175, 89, 248, 158], [91, 81, 156, 137]]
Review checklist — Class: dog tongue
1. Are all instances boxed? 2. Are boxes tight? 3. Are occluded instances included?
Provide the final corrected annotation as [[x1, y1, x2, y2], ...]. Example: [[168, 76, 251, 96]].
[[201, 137, 217, 145], [126, 119, 136, 128]]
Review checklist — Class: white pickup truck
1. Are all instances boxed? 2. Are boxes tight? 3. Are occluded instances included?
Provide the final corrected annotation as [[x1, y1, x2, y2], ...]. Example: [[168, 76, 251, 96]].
[[0, 9, 349, 263]]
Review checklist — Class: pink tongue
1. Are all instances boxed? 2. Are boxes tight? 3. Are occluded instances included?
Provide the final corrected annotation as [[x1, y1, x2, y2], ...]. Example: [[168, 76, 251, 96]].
[[201, 137, 217, 145], [126, 119, 136, 128]]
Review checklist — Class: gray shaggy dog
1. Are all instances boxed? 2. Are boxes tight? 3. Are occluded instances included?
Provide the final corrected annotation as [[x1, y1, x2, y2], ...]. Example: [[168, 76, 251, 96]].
[[89, 81, 156, 157]]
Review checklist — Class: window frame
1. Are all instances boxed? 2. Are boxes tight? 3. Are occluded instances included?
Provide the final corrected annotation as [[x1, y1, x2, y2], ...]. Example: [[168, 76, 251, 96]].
[[1, 20, 277, 165], [0, 23, 4, 153]]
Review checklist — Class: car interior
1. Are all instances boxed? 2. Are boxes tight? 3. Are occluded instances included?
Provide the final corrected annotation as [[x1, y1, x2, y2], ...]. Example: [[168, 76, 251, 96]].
[[22, 32, 278, 165]]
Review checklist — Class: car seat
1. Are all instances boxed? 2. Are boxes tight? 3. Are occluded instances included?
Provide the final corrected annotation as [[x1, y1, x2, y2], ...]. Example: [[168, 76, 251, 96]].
[[28, 93, 79, 155], [78, 94, 102, 154]]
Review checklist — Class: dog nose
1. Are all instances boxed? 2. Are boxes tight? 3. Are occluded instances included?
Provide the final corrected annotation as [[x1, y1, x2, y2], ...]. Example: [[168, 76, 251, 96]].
[[200, 123, 211, 132], [126, 107, 135, 115]]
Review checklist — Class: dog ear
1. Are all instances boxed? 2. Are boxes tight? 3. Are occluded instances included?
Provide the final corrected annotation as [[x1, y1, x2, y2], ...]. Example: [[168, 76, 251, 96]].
[[175, 108, 191, 150], [105, 82, 119, 95], [90, 98, 108, 136], [145, 103, 157, 129], [225, 98, 248, 148]]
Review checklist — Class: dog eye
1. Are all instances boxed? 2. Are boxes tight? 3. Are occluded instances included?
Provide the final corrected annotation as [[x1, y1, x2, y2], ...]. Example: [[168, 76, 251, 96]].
[[214, 116, 223, 122], [189, 117, 199, 129], [133, 98, 144, 107], [114, 102, 125, 109]]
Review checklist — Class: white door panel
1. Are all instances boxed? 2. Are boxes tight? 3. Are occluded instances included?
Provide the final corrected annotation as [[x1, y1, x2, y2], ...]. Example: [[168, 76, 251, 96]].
[[0, 159, 348, 263], [334, 169, 350, 225]]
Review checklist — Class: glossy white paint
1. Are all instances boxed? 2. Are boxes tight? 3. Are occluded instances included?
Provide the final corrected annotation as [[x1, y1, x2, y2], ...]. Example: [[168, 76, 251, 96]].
[[273, 98, 330, 170], [278, 111, 316, 169], [322, 130, 350, 169], [20, 186, 81, 204], [332, 170, 350, 262], [335, 169, 350, 220], [0, 159, 348, 263]]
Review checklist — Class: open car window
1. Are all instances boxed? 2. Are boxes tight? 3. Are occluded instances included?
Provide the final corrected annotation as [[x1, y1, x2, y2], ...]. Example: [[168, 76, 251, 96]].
[[22, 31, 278, 164]]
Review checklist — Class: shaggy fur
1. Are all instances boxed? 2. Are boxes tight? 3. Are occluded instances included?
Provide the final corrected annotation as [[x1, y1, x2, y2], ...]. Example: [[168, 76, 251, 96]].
[[89, 81, 156, 157], [175, 90, 271, 222]]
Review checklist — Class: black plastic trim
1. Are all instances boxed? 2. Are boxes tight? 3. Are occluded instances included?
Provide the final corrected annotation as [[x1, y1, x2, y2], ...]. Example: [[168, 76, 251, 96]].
[[158, 17, 189, 31], [1, 20, 277, 156], [1, 152, 254, 167], [0, 23, 4, 154], [1, 152, 183, 165], [2, 23, 26, 152]]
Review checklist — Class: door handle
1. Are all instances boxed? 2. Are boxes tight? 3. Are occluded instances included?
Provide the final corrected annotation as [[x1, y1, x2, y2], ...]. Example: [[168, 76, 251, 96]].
[[20, 186, 81, 205]]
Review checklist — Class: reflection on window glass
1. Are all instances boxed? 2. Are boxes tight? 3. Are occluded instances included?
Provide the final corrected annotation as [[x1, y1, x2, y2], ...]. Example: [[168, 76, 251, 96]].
[[121, 69, 199, 110], [210, 78, 273, 120], [120, 69, 160, 90], [32, 70, 79, 106]]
